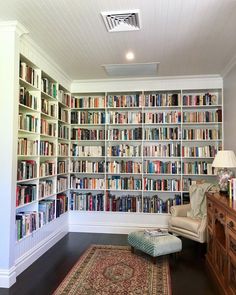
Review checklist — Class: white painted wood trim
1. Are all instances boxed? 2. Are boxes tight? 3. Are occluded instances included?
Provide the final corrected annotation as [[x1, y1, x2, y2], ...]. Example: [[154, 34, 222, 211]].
[[68, 211, 170, 234], [0, 266, 16, 288], [15, 224, 68, 277], [71, 75, 223, 93]]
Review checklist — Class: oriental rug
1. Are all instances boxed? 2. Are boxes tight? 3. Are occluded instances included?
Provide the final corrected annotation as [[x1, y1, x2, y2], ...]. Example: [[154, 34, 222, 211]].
[[53, 244, 172, 295]]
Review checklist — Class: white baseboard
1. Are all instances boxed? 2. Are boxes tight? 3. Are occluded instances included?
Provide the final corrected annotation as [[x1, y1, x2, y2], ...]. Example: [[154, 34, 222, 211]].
[[69, 223, 168, 234], [68, 211, 170, 234], [0, 266, 16, 288], [15, 225, 68, 277]]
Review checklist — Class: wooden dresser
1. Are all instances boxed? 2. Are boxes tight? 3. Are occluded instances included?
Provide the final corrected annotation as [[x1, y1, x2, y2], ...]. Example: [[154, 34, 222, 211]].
[[206, 192, 236, 295]]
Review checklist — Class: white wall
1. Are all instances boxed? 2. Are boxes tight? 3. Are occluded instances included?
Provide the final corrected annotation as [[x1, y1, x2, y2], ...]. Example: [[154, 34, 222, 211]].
[[223, 64, 236, 152]]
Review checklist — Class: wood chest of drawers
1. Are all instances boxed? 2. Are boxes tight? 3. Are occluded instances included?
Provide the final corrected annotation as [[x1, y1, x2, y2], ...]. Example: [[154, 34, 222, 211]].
[[206, 192, 236, 295]]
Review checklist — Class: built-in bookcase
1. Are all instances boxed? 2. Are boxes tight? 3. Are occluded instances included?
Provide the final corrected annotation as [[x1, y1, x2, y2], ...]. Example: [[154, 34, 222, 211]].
[[16, 55, 70, 241], [70, 90, 222, 214]]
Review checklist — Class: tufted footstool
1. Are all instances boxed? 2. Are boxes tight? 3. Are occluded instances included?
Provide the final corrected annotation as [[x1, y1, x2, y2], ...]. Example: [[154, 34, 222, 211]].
[[128, 230, 182, 263]]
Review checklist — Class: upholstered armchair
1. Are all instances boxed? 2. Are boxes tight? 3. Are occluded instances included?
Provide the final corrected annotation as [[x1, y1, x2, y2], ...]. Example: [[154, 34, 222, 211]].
[[168, 203, 207, 243], [168, 183, 218, 243]]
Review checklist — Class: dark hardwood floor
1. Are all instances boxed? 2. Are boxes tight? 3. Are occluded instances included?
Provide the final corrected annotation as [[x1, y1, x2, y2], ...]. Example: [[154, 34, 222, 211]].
[[0, 233, 220, 295]]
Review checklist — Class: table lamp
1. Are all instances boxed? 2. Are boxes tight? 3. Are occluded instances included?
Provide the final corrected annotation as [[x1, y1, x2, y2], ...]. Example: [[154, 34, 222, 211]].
[[212, 150, 236, 193]]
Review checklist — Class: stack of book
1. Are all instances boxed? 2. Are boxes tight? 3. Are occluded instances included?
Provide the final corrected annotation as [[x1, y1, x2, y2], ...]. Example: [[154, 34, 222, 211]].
[[144, 228, 169, 237]]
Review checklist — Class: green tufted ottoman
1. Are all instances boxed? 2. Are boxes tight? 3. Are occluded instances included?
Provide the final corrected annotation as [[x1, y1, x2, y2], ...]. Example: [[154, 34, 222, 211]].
[[128, 230, 182, 263]]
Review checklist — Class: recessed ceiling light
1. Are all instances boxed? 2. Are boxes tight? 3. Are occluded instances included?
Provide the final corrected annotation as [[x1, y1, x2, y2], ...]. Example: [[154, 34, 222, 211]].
[[126, 51, 135, 60]]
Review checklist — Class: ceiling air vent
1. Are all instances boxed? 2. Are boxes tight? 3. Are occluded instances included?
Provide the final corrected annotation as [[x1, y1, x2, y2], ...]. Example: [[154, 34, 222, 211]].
[[101, 10, 141, 32]]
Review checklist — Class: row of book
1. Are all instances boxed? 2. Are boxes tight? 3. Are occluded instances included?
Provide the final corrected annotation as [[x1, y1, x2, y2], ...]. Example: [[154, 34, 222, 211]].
[[71, 160, 105, 173], [143, 195, 182, 213], [58, 90, 70, 107], [181, 145, 218, 158], [71, 96, 105, 109], [39, 161, 56, 177], [40, 119, 56, 137], [106, 194, 141, 212], [182, 128, 221, 140], [143, 143, 181, 157], [71, 111, 106, 124], [41, 98, 57, 118], [19, 113, 39, 133], [41, 78, 57, 98], [106, 111, 142, 124], [58, 160, 69, 174], [58, 106, 69, 123], [16, 196, 68, 240], [143, 178, 181, 192], [18, 138, 38, 156], [144, 93, 180, 107], [16, 211, 43, 240], [70, 176, 105, 190], [107, 144, 142, 157], [58, 143, 69, 156], [182, 162, 214, 175], [71, 128, 104, 141], [143, 111, 181, 124], [20, 61, 40, 88], [56, 194, 68, 217], [16, 184, 37, 207], [107, 94, 142, 108], [107, 128, 142, 141], [69, 176, 195, 192], [70, 192, 104, 211], [71, 145, 104, 157], [16, 200, 55, 240], [57, 176, 68, 192], [40, 141, 55, 156], [58, 124, 70, 140], [143, 127, 180, 140], [107, 160, 142, 174], [19, 87, 38, 110], [69, 110, 222, 124], [106, 176, 142, 191], [143, 160, 181, 174], [17, 160, 37, 181], [72, 92, 217, 109], [39, 179, 53, 199], [182, 110, 222, 123], [182, 93, 218, 106]]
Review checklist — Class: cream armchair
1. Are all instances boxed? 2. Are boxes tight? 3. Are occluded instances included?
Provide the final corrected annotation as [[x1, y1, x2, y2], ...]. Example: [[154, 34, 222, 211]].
[[168, 182, 218, 243], [168, 203, 207, 243]]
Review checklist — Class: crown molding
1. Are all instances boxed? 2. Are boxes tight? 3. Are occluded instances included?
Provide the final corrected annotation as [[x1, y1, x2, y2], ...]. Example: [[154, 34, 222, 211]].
[[72, 74, 222, 84], [20, 34, 72, 90], [0, 21, 28, 36], [221, 54, 236, 78]]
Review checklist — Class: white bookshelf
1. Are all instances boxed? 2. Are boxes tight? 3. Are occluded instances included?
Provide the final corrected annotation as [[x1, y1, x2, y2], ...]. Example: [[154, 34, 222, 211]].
[[69, 89, 223, 216], [16, 54, 70, 241]]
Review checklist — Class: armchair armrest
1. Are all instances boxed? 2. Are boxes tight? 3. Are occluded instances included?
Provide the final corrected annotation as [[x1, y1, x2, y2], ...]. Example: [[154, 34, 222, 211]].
[[170, 204, 191, 217]]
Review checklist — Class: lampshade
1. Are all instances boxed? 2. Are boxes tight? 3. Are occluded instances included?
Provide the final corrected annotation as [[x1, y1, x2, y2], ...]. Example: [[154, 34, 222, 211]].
[[212, 150, 236, 168]]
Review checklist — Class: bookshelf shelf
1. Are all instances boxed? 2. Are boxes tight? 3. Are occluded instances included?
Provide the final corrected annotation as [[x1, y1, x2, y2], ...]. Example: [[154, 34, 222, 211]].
[[16, 54, 70, 241], [69, 90, 222, 215]]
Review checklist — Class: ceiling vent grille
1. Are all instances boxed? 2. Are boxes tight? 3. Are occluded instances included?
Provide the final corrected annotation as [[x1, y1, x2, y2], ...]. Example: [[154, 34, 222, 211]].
[[101, 10, 141, 32]]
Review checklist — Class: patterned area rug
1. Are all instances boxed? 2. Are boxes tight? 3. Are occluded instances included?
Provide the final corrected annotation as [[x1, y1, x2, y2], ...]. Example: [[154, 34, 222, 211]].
[[53, 244, 171, 295]]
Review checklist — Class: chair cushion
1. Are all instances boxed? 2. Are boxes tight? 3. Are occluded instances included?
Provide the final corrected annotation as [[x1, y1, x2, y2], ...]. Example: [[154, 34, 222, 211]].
[[169, 216, 201, 234], [128, 231, 182, 257]]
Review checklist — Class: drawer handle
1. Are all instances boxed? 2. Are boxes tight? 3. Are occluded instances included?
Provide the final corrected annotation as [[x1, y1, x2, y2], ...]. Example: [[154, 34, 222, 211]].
[[230, 241, 236, 252], [208, 203, 212, 208], [228, 221, 234, 228]]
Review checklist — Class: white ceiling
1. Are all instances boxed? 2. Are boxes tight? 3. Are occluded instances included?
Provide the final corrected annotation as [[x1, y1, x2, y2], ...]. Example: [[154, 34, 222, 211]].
[[0, 0, 236, 80]]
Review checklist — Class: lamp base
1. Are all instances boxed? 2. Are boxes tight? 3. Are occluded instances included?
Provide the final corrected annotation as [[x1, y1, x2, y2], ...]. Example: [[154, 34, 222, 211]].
[[217, 168, 234, 193]]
